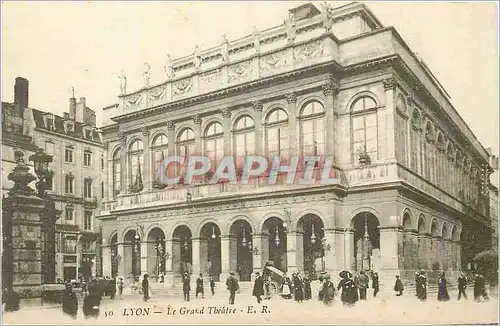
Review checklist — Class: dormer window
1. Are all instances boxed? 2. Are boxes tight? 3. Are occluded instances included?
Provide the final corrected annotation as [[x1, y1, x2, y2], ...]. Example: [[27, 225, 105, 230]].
[[44, 114, 55, 131], [64, 121, 74, 134], [84, 127, 93, 140]]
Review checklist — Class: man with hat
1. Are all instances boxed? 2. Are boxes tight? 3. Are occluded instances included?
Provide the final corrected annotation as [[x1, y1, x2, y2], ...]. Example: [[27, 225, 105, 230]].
[[226, 272, 240, 305], [62, 282, 78, 319], [142, 274, 150, 302], [252, 272, 264, 303], [321, 274, 335, 306], [337, 270, 358, 307], [182, 272, 191, 302]]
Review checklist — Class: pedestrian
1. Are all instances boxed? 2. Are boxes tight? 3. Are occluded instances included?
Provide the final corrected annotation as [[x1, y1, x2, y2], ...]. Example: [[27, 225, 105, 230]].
[[226, 271, 240, 305], [281, 273, 292, 299], [3, 287, 20, 312], [110, 276, 117, 299], [83, 286, 102, 319], [252, 272, 264, 303], [292, 272, 304, 302], [457, 271, 467, 300], [62, 283, 78, 319], [437, 272, 449, 302], [303, 272, 312, 300], [263, 272, 271, 300], [321, 275, 336, 306], [394, 275, 404, 296], [371, 272, 379, 297], [337, 270, 358, 307], [209, 277, 216, 296], [159, 273, 165, 283], [416, 271, 427, 301], [182, 272, 191, 302], [196, 274, 205, 299], [473, 273, 488, 302], [117, 278, 124, 298], [142, 274, 150, 302], [357, 271, 369, 300], [414, 272, 420, 297]]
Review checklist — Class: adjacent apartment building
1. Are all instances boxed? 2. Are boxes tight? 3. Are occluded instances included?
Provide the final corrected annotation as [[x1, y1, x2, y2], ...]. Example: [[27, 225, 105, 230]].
[[2, 77, 105, 281], [98, 2, 495, 288]]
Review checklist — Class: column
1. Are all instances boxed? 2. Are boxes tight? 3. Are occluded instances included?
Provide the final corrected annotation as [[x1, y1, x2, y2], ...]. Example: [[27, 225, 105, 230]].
[[252, 233, 265, 274], [164, 239, 175, 287], [253, 101, 263, 156], [167, 121, 175, 157], [423, 233, 433, 270], [193, 115, 202, 155], [192, 238, 201, 275], [222, 109, 232, 157], [322, 79, 338, 159], [102, 245, 111, 277], [118, 132, 127, 194], [285, 93, 298, 157], [323, 229, 337, 273], [343, 228, 354, 270], [383, 78, 397, 161], [220, 235, 231, 280], [410, 230, 419, 271], [378, 226, 400, 271], [141, 127, 151, 191], [117, 242, 127, 279], [76, 235, 82, 279], [146, 241, 156, 279], [455, 240, 462, 270], [406, 96, 413, 167], [286, 231, 299, 273], [140, 240, 148, 277]]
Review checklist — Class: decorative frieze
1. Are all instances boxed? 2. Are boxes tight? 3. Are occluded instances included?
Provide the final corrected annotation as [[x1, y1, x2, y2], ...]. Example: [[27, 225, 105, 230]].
[[148, 86, 166, 102], [260, 51, 288, 76], [173, 78, 193, 97], [228, 61, 252, 83], [293, 40, 324, 62]]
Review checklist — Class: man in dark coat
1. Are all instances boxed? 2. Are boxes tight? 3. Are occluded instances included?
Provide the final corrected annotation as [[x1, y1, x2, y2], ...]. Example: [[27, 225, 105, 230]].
[[292, 272, 304, 302], [394, 275, 404, 296], [414, 272, 420, 297], [182, 272, 191, 302], [252, 272, 264, 303], [226, 272, 240, 305], [473, 274, 488, 301], [437, 272, 449, 301], [357, 271, 369, 300], [196, 274, 205, 299], [371, 272, 379, 297], [83, 285, 102, 319], [416, 271, 427, 301], [62, 283, 78, 319], [110, 277, 117, 299], [321, 275, 335, 306], [263, 272, 271, 300], [337, 270, 358, 307], [142, 274, 150, 302], [209, 277, 216, 296], [303, 272, 312, 300], [457, 271, 467, 300]]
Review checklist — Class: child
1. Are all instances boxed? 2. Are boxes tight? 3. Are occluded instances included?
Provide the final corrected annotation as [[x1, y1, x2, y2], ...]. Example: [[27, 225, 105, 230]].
[[394, 275, 404, 296]]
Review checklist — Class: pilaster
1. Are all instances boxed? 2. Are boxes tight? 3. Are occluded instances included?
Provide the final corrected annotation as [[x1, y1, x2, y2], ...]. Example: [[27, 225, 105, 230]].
[[323, 79, 338, 160], [118, 132, 127, 194], [220, 235, 231, 281], [191, 237, 201, 275], [222, 109, 232, 157], [286, 231, 299, 273], [102, 245, 112, 277], [285, 93, 298, 158], [383, 78, 397, 160], [141, 127, 151, 191], [193, 115, 202, 156], [323, 229, 337, 273], [253, 101, 263, 156]]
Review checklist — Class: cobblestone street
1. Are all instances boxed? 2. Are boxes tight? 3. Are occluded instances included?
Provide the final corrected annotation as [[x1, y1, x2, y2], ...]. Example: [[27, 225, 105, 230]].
[[3, 289, 498, 325]]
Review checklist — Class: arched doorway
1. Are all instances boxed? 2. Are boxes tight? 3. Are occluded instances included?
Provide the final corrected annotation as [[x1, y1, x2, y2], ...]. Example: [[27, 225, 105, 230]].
[[124, 230, 141, 280], [402, 212, 413, 270], [441, 223, 449, 270], [200, 223, 222, 281], [229, 220, 253, 281], [110, 234, 118, 277], [172, 226, 192, 275], [262, 217, 287, 272], [430, 219, 439, 270], [297, 214, 324, 278], [352, 212, 380, 272], [147, 228, 166, 279], [417, 216, 426, 269]]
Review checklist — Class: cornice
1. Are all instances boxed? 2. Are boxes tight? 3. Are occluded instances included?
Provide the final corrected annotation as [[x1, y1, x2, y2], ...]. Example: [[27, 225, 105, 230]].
[[112, 60, 343, 124]]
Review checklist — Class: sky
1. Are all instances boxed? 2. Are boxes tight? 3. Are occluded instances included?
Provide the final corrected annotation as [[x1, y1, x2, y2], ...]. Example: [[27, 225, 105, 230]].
[[1, 1, 498, 152]]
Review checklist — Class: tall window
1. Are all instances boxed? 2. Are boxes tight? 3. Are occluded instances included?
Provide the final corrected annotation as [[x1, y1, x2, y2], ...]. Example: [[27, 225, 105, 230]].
[[84, 178, 93, 198], [65, 147, 74, 163], [65, 205, 74, 220], [101, 181, 105, 198], [84, 210, 92, 230], [176, 128, 195, 157], [351, 96, 378, 163], [234, 116, 255, 169], [410, 110, 422, 172], [204, 122, 224, 167], [113, 149, 121, 196], [265, 108, 289, 159], [65, 174, 74, 194], [129, 139, 144, 185], [84, 151, 92, 167], [101, 155, 105, 170], [395, 95, 408, 166], [152, 134, 168, 183], [300, 101, 325, 157]]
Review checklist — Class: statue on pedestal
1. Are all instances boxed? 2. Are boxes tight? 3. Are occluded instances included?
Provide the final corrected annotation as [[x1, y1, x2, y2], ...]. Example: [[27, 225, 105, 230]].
[[164, 54, 175, 79], [143, 62, 151, 88], [118, 69, 127, 95], [221, 34, 229, 63], [193, 45, 201, 68], [285, 12, 296, 43]]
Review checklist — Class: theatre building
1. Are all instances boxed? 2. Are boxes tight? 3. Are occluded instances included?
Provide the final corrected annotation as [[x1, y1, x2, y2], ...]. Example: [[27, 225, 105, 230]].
[[98, 2, 494, 287]]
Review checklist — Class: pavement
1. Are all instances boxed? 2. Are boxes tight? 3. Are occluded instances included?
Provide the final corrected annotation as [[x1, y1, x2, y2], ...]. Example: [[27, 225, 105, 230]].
[[3, 287, 498, 325]]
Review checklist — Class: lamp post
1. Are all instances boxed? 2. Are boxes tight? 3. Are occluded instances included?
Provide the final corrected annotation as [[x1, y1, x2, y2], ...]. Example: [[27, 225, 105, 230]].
[[155, 237, 166, 275], [29, 148, 60, 284]]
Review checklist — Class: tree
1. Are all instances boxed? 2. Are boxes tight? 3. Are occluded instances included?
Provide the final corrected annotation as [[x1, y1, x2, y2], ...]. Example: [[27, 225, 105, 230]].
[[473, 249, 498, 286]]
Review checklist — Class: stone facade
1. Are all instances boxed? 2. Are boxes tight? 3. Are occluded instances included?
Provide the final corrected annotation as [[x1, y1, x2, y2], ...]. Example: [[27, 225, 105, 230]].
[[98, 2, 493, 287]]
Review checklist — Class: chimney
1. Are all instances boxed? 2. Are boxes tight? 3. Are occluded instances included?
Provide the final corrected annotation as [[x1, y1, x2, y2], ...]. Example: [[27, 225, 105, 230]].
[[69, 87, 77, 120], [14, 77, 29, 112], [75, 97, 86, 123]]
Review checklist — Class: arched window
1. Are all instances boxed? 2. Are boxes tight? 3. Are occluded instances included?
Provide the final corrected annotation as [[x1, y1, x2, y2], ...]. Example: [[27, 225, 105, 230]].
[[300, 101, 325, 157], [265, 108, 289, 159], [112, 149, 121, 196], [410, 109, 422, 172], [177, 128, 195, 157], [128, 139, 144, 190], [395, 95, 408, 166], [351, 96, 378, 163], [204, 122, 224, 166], [152, 134, 168, 182], [233, 116, 255, 168]]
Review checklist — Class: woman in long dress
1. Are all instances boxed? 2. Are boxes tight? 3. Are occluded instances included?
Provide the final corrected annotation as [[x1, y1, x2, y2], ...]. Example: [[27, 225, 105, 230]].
[[292, 273, 304, 302], [303, 273, 312, 300], [321, 275, 335, 306], [281, 274, 292, 299], [437, 272, 450, 301]]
